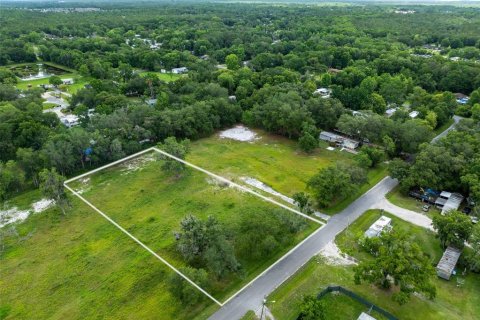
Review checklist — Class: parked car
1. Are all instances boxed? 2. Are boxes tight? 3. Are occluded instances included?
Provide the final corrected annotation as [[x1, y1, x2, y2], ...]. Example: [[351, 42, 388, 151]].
[[422, 204, 431, 212], [471, 216, 479, 224]]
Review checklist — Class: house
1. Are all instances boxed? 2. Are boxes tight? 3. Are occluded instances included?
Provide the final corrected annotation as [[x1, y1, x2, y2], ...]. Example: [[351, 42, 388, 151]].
[[409, 110, 419, 118], [357, 312, 376, 320], [436, 246, 462, 280], [313, 87, 331, 98], [364, 216, 392, 238], [385, 107, 398, 117], [319, 131, 359, 150], [328, 67, 342, 74], [435, 191, 464, 214], [454, 93, 469, 105], [62, 78, 74, 85], [228, 95, 237, 101], [60, 114, 79, 128], [171, 67, 188, 74], [146, 98, 157, 107]]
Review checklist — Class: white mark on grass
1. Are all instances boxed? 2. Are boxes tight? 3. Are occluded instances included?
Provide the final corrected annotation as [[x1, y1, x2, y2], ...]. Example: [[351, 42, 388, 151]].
[[319, 241, 357, 266], [241, 177, 295, 205], [0, 199, 54, 228], [219, 125, 259, 142], [120, 154, 155, 174]]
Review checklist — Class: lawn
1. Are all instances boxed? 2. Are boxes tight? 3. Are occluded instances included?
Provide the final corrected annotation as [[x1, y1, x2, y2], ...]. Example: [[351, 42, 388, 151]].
[[66, 151, 319, 301], [138, 71, 183, 82], [0, 190, 219, 320], [16, 75, 88, 95], [336, 210, 443, 264], [188, 130, 388, 213], [386, 186, 441, 218], [267, 210, 480, 320]]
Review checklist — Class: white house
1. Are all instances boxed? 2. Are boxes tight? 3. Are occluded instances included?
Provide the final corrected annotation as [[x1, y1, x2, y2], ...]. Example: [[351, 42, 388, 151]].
[[60, 114, 79, 128], [319, 131, 359, 150], [171, 67, 188, 74], [409, 110, 419, 118], [313, 87, 331, 98], [365, 216, 392, 238], [436, 246, 462, 280]]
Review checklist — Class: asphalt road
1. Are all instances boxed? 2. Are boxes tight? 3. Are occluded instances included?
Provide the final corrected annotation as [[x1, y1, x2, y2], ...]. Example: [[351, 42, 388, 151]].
[[210, 117, 461, 319], [209, 177, 398, 320]]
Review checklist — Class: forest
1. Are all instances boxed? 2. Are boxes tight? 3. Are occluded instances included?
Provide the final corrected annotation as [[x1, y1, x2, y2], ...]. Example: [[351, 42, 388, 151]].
[[1, 3, 480, 204], [1, 2, 480, 320]]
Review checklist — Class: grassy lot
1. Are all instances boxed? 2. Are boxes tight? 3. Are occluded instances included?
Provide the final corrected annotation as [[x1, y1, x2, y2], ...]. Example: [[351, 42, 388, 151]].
[[16, 75, 88, 94], [0, 190, 218, 320], [336, 210, 442, 263], [188, 130, 388, 213], [386, 186, 441, 218], [67, 151, 319, 300], [138, 71, 183, 82], [240, 310, 258, 320], [268, 210, 480, 320], [42, 102, 57, 110]]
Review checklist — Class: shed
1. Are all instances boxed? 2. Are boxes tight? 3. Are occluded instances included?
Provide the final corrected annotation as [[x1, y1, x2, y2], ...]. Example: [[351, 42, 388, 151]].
[[357, 312, 376, 320], [365, 216, 392, 238], [319, 131, 342, 143], [442, 193, 464, 214], [436, 246, 461, 280], [171, 67, 188, 74]]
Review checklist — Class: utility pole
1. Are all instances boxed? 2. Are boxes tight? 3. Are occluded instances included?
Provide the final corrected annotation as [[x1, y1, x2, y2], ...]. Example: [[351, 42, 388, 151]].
[[260, 298, 266, 320]]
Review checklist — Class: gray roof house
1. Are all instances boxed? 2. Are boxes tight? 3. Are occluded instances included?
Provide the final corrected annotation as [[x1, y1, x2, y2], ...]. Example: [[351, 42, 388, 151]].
[[436, 246, 462, 280]]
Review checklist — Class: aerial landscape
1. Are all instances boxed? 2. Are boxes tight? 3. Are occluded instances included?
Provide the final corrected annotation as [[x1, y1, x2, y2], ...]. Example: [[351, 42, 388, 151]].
[[1, 0, 480, 319]]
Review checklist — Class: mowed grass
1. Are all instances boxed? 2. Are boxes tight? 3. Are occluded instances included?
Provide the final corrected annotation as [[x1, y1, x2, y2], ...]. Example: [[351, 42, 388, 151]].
[[268, 210, 480, 320], [0, 191, 218, 320], [188, 131, 388, 214], [67, 152, 319, 300], [138, 71, 183, 82]]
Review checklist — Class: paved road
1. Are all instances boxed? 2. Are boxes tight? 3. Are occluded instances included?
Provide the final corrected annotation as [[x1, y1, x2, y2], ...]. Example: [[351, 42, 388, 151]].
[[431, 115, 462, 143], [210, 116, 461, 319], [209, 177, 398, 320]]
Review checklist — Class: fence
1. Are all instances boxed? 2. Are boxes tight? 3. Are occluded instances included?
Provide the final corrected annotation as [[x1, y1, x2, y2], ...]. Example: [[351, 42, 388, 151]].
[[315, 285, 398, 320]]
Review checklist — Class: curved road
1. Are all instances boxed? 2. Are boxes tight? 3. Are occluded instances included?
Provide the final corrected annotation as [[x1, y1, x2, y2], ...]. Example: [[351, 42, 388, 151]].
[[209, 116, 461, 320]]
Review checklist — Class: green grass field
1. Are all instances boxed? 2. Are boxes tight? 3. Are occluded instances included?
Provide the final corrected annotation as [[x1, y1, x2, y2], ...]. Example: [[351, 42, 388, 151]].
[[67, 151, 319, 300], [268, 210, 480, 320], [0, 189, 219, 320], [188, 131, 387, 214], [138, 71, 183, 82]]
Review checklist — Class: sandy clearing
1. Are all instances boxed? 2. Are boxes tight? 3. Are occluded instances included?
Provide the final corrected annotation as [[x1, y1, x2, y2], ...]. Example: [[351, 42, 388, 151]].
[[319, 241, 357, 266], [219, 125, 259, 142], [0, 198, 54, 228]]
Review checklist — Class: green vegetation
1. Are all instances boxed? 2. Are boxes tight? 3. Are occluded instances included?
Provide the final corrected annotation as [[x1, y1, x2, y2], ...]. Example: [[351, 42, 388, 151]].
[[67, 152, 318, 300], [138, 71, 182, 82], [268, 210, 480, 320], [0, 191, 219, 320]]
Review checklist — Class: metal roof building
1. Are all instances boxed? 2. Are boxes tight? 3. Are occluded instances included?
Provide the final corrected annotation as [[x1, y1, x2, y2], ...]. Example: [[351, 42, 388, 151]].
[[365, 216, 392, 238], [436, 246, 462, 280]]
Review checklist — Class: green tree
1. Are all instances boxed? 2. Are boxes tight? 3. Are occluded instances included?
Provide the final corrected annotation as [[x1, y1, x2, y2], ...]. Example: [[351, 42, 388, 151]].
[[467, 224, 480, 272], [355, 231, 436, 305], [49, 75, 63, 87], [167, 267, 209, 306], [432, 211, 473, 248], [158, 137, 190, 177], [225, 53, 240, 70], [39, 168, 70, 215], [293, 192, 313, 215], [307, 164, 358, 207], [298, 295, 326, 320]]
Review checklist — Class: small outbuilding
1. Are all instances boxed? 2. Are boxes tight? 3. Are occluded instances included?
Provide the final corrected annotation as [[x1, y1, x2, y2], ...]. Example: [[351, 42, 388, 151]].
[[436, 246, 462, 280], [171, 67, 188, 74], [319, 131, 359, 150], [357, 312, 376, 320], [365, 216, 392, 238], [435, 191, 464, 214]]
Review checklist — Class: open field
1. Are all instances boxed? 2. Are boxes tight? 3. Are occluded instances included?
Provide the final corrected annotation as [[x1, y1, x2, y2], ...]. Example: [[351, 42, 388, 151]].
[[0, 190, 219, 320], [66, 150, 319, 301], [188, 130, 388, 214], [336, 209, 442, 263], [267, 210, 480, 320], [138, 71, 183, 82]]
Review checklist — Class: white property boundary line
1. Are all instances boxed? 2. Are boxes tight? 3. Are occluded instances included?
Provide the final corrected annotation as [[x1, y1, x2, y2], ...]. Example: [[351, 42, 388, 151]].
[[64, 146, 325, 306]]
